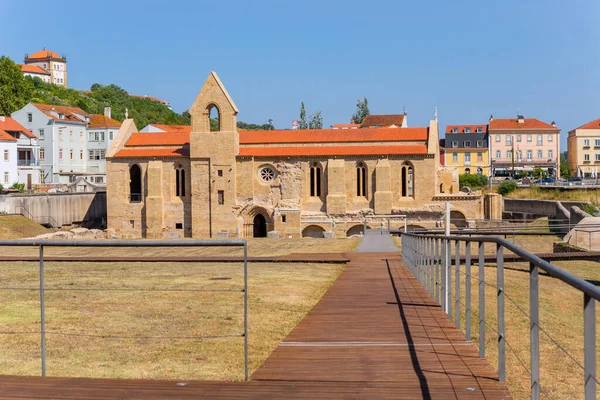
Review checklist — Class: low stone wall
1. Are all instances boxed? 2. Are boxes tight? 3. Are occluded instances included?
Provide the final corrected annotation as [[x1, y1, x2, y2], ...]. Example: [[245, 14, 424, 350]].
[[504, 198, 588, 219], [570, 206, 591, 226], [0, 192, 106, 228]]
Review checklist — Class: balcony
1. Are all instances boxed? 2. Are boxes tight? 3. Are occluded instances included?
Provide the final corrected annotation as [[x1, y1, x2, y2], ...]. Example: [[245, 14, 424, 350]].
[[17, 159, 40, 167]]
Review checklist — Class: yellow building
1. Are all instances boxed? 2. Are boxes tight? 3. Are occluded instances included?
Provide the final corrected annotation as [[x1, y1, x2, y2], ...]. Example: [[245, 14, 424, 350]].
[[568, 118, 600, 178], [444, 124, 490, 176]]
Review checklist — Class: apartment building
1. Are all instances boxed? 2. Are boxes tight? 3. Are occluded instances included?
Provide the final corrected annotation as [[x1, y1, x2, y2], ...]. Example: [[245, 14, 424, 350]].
[[0, 117, 40, 188], [567, 118, 600, 178], [444, 124, 489, 175], [489, 115, 560, 178]]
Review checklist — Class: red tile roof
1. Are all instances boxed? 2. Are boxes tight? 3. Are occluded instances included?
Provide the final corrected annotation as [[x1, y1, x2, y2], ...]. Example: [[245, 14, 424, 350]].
[[89, 114, 121, 129], [489, 118, 557, 130], [146, 124, 191, 133], [445, 125, 487, 134], [332, 123, 361, 129], [239, 127, 428, 144], [125, 132, 190, 147], [238, 145, 427, 157], [574, 118, 600, 131], [0, 117, 36, 138], [32, 103, 89, 123], [27, 49, 62, 60], [19, 64, 50, 75], [0, 129, 17, 142], [361, 114, 406, 127], [112, 148, 189, 158]]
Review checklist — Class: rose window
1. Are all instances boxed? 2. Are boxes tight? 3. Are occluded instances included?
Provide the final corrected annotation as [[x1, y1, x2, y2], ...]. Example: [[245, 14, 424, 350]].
[[258, 165, 276, 183]]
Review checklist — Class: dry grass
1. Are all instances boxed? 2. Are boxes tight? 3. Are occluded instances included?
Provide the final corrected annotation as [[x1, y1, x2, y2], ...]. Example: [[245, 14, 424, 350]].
[[505, 186, 599, 202], [0, 237, 360, 258], [0, 215, 50, 239], [0, 260, 344, 380]]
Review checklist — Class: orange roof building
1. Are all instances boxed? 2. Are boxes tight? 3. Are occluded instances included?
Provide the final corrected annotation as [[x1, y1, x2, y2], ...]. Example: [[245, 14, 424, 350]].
[[568, 118, 600, 177], [488, 115, 561, 178], [105, 71, 478, 240], [23, 48, 67, 87]]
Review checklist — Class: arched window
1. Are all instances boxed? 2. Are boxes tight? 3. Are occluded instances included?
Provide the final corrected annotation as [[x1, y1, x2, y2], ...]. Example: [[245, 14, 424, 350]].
[[208, 104, 220, 132], [401, 163, 414, 198], [465, 168, 471, 175], [175, 165, 186, 197], [356, 162, 366, 197], [310, 162, 322, 197], [129, 164, 141, 203]]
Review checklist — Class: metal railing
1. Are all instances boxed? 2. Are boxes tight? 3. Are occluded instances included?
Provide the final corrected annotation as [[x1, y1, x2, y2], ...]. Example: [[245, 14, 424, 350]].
[[17, 159, 39, 166], [14, 205, 58, 228], [0, 239, 249, 380], [401, 232, 600, 400]]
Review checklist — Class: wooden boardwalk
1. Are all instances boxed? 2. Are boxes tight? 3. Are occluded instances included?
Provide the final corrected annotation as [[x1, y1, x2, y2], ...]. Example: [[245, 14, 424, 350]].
[[0, 252, 511, 399]]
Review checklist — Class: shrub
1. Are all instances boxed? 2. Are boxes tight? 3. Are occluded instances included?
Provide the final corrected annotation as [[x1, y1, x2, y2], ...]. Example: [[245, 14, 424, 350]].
[[583, 203, 599, 216], [459, 174, 489, 189], [10, 182, 25, 193], [497, 180, 518, 195]]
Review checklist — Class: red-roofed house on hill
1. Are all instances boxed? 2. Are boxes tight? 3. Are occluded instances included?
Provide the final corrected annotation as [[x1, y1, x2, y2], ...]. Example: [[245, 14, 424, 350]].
[[19, 64, 51, 83], [23, 48, 67, 87], [105, 72, 493, 239], [489, 115, 561, 178], [12, 103, 119, 185]]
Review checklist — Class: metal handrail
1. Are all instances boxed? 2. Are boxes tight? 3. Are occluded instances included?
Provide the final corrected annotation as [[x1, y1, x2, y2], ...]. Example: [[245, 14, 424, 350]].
[[401, 232, 599, 400], [0, 239, 249, 381]]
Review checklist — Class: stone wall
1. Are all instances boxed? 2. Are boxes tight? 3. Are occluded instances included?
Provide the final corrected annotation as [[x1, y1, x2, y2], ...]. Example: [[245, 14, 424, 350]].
[[503, 198, 588, 220], [570, 206, 591, 226]]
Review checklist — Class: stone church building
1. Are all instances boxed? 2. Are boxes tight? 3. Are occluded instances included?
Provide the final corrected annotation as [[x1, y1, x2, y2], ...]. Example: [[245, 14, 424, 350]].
[[106, 72, 492, 239]]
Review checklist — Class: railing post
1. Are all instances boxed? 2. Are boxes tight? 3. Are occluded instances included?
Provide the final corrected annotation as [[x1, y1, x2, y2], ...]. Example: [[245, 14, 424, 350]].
[[243, 241, 249, 381], [465, 241, 471, 341], [39, 244, 46, 377], [441, 239, 447, 312], [478, 241, 485, 359], [435, 238, 440, 303], [447, 240, 453, 321], [455, 240, 461, 329], [530, 262, 540, 400], [497, 244, 506, 382], [584, 294, 596, 400]]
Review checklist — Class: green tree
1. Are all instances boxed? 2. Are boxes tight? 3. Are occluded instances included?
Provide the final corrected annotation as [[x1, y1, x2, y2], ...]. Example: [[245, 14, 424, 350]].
[[299, 101, 308, 130], [0, 56, 33, 115], [560, 151, 571, 178], [533, 167, 546, 179], [497, 180, 518, 195], [459, 174, 488, 189], [351, 97, 369, 124], [308, 110, 323, 129]]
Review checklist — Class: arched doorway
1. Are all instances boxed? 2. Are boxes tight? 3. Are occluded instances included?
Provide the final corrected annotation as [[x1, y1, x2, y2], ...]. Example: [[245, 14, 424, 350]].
[[450, 210, 468, 229], [253, 214, 267, 237], [302, 225, 326, 238]]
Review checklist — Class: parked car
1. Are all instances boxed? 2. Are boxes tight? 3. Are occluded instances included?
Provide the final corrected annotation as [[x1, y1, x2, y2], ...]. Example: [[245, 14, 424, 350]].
[[568, 176, 583, 182], [540, 177, 555, 184]]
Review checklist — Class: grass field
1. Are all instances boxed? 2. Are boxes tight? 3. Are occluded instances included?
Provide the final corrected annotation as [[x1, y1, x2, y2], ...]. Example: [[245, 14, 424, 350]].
[[0, 215, 50, 239], [0, 260, 344, 380], [0, 237, 361, 258], [504, 186, 599, 202]]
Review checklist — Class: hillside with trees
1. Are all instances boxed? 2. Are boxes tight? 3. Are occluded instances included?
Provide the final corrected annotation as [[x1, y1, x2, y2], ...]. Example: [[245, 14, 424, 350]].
[[0, 56, 272, 130]]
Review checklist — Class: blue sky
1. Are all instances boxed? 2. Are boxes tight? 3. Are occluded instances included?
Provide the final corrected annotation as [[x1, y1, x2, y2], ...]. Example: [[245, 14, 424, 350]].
[[1, 0, 599, 150]]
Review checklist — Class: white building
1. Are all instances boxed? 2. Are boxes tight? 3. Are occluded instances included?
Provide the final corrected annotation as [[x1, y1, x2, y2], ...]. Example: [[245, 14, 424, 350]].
[[0, 117, 40, 188], [87, 107, 121, 183], [19, 64, 51, 83], [13, 103, 90, 183], [23, 48, 67, 87], [12, 104, 120, 185]]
